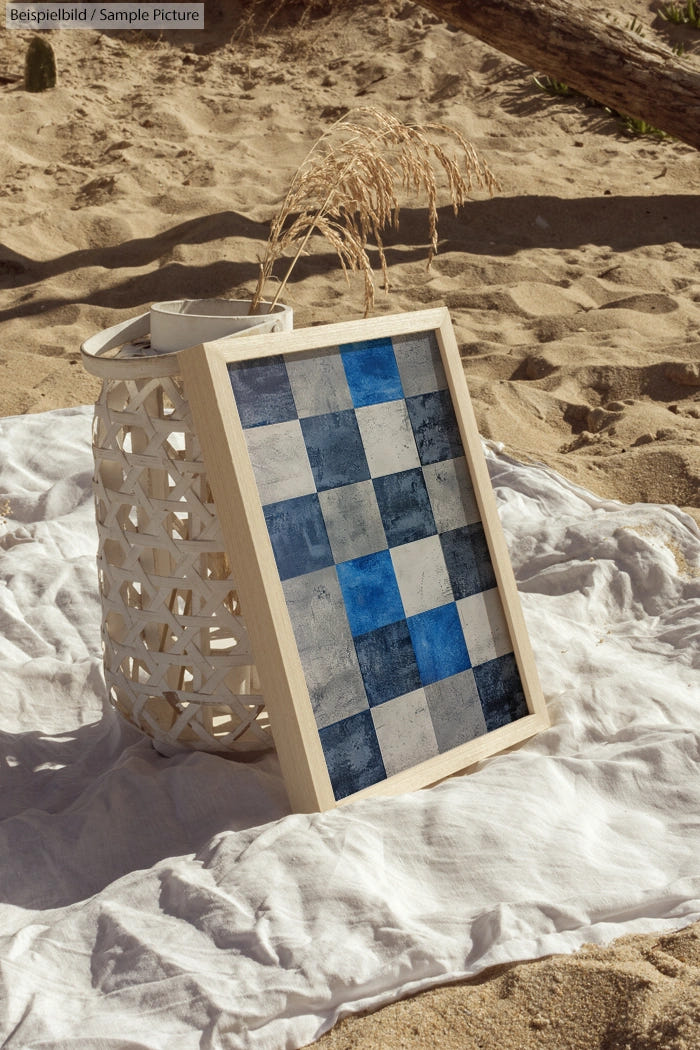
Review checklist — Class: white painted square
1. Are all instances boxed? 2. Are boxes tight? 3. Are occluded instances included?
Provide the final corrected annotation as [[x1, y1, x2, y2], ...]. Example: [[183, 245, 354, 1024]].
[[355, 399, 421, 478], [244, 419, 316, 506], [423, 456, 480, 530], [457, 587, 512, 666], [391, 534, 453, 617], [372, 689, 438, 777]]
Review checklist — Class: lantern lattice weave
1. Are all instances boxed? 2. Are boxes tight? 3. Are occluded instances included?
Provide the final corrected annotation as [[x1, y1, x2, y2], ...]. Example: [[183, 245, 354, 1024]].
[[84, 316, 273, 755]]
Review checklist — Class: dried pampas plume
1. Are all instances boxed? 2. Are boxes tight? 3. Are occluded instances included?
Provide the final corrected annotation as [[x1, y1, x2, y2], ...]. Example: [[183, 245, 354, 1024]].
[[249, 106, 498, 317]]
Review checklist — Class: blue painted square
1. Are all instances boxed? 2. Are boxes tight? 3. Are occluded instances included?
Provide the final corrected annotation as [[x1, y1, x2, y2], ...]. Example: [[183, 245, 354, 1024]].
[[263, 494, 334, 581], [336, 550, 405, 637], [300, 410, 371, 492], [473, 652, 529, 731], [440, 523, 497, 600], [407, 603, 471, 685], [228, 357, 297, 428], [373, 468, 437, 548], [406, 389, 464, 465], [354, 620, 422, 707], [319, 710, 387, 800], [340, 338, 404, 408]]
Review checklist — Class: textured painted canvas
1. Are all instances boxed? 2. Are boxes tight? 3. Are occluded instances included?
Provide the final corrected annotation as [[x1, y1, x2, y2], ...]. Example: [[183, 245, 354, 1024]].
[[182, 309, 548, 811]]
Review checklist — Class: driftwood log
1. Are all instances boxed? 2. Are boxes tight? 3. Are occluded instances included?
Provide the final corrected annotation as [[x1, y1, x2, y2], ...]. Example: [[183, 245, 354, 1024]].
[[413, 0, 700, 150]]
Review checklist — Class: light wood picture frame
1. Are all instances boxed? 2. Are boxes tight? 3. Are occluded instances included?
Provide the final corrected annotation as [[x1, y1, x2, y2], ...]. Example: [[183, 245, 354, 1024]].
[[180, 308, 549, 812]]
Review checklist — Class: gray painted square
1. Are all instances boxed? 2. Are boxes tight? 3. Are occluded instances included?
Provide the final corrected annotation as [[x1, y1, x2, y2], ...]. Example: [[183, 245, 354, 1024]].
[[282, 567, 368, 729], [244, 419, 316, 506], [391, 534, 454, 617], [423, 456, 480, 531], [392, 330, 447, 397], [355, 399, 421, 478], [285, 348, 354, 417], [371, 689, 438, 776], [425, 670, 487, 752], [318, 480, 388, 564], [458, 588, 513, 667]]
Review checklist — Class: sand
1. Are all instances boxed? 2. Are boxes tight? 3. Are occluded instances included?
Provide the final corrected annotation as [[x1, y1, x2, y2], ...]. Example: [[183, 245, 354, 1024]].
[[1, 1, 699, 1046], [316, 925, 700, 1050]]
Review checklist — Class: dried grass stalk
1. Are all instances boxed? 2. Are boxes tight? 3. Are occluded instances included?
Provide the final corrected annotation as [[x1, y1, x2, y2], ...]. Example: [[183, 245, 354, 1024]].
[[249, 105, 498, 316]]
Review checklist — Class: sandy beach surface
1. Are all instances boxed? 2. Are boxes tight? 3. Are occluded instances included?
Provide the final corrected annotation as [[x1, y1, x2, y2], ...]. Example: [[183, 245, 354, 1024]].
[[1, 1, 699, 1047]]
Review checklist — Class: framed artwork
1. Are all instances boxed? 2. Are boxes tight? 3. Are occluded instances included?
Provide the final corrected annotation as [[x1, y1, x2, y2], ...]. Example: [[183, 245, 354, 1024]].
[[180, 308, 549, 812]]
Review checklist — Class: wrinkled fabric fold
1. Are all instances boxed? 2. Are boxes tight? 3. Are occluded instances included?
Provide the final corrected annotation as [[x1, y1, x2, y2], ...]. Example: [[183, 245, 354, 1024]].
[[0, 407, 698, 1050]]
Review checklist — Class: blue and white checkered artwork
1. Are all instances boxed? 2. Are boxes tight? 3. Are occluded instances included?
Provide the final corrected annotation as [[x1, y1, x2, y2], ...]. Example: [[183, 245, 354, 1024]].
[[228, 330, 528, 801]]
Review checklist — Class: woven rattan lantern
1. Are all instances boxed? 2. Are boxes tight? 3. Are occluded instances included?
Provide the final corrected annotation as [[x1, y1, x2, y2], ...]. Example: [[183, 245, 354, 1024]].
[[81, 301, 292, 755]]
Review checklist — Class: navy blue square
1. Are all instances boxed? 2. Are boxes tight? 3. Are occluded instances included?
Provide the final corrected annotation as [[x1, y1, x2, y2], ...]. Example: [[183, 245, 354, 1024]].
[[300, 410, 371, 492], [440, 523, 497, 600], [228, 356, 297, 429], [319, 710, 387, 800], [264, 494, 334, 581], [406, 389, 464, 465], [340, 337, 404, 407], [373, 468, 437, 548], [336, 550, 405, 636], [473, 652, 529, 731], [354, 620, 422, 707], [407, 603, 471, 685]]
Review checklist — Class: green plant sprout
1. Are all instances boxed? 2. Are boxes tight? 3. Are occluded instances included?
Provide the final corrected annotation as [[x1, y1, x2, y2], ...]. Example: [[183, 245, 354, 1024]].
[[532, 56, 672, 142], [532, 74, 572, 97], [627, 14, 646, 35], [659, 0, 700, 26], [621, 115, 669, 138]]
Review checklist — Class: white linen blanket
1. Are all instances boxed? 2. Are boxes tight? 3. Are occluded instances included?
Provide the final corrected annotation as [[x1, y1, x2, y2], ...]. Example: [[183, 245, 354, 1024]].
[[1, 405, 698, 1050]]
